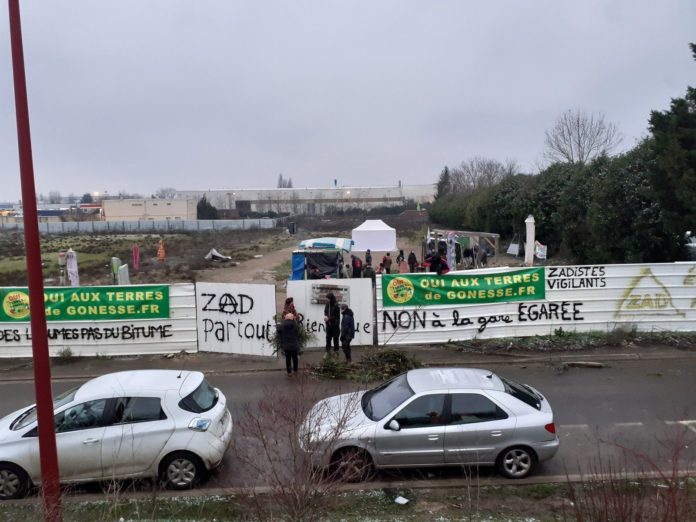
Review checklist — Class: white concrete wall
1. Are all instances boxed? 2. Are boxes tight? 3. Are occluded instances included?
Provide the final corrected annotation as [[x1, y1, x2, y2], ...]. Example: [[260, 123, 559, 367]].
[[287, 278, 375, 349], [196, 282, 276, 356], [0, 284, 197, 357], [377, 263, 696, 345]]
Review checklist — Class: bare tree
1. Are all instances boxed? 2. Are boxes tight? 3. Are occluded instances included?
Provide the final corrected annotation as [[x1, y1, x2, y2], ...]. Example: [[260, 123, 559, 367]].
[[47, 191, 62, 204], [450, 157, 518, 194], [154, 187, 177, 199], [544, 109, 622, 165], [233, 376, 367, 521]]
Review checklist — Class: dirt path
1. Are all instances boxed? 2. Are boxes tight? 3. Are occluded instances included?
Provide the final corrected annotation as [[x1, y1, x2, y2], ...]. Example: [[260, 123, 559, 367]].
[[195, 244, 295, 284]]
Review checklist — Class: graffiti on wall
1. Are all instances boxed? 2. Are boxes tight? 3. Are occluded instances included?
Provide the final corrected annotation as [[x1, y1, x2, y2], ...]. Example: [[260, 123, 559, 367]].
[[195, 282, 276, 355], [614, 268, 684, 318]]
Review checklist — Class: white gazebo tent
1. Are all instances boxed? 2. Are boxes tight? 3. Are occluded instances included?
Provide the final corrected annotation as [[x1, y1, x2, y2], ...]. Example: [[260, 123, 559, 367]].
[[351, 219, 396, 252]]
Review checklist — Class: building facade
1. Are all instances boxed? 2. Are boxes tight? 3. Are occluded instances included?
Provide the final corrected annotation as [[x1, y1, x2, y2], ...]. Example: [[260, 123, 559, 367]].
[[175, 184, 435, 215], [102, 199, 197, 221]]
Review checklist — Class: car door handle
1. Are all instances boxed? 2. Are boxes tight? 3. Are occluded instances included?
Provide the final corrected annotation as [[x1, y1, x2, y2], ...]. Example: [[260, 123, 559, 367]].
[[82, 438, 100, 445], [490, 430, 503, 437], [427, 434, 439, 441]]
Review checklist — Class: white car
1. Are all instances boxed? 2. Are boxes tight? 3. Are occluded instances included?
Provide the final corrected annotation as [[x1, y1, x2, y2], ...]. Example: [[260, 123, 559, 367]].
[[0, 370, 233, 499]]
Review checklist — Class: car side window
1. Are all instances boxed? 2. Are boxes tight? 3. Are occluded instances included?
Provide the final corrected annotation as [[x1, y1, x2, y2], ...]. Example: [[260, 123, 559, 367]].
[[393, 394, 446, 429], [449, 393, 508, 425], [55, 399, 108, 433], [112, 397, 166, 424]]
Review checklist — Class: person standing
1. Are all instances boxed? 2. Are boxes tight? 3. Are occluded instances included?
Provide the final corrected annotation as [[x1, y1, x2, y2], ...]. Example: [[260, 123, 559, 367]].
[[365, 249, 372, 267], [363, 262, 376, 286], [339, 304, 355, 362], [277, 313, 300, 375], [408, 251, 417, 273], [350, 254, 363, 278], [323, 292, 340, 354], [283, 297, 299, 321], [382, 253, 393, 274], [396, 249, 407, 273]]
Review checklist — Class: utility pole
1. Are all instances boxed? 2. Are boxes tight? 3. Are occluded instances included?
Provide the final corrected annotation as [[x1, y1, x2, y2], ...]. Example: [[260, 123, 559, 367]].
[[7, 1, 62, 519]]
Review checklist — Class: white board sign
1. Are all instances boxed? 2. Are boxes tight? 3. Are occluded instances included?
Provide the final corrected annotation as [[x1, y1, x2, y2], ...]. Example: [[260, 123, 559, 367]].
[[287, 279, 375, 349], [196, 282, 276, 356], [377, 263, 696, 345]]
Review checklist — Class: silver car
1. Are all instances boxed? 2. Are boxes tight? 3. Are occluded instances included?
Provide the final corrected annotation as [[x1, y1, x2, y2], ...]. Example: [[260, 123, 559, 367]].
[[302, 367, 559, 480]]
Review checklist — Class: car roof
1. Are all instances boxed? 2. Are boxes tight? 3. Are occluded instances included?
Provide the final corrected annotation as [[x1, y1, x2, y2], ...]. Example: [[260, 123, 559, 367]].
[[406, 368, 504, 393], [75, 370, 204, 400]]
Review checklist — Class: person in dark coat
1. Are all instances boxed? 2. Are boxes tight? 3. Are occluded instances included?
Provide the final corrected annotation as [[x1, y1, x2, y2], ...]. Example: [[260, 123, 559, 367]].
[[277, 313, 300, 375], [339, 304, 355, 362], [429, 252, 444, 275], [365, 249, 372, 267], [363, 262, 376, 286], [408, 251, 417, 273], [382, 253, 393, 274], [350, 255, 363, 278], [323, 292, 340, 354]]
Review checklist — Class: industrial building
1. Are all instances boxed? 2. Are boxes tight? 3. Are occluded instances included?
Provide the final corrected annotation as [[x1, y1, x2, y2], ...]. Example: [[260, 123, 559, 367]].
[[102, 199, 197, 221], [175, 184, 435, 215]]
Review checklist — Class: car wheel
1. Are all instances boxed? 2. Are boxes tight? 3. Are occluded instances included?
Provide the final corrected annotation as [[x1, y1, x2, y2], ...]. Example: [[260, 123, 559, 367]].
[[497, 446, 536, 479], [160, 452, 207, 490], [331, 447, 374, 483], [0, 463, 30, 500]]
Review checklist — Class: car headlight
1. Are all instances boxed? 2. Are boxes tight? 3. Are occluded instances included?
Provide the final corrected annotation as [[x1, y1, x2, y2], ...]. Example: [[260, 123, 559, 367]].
[[188, 418, 212, 432]]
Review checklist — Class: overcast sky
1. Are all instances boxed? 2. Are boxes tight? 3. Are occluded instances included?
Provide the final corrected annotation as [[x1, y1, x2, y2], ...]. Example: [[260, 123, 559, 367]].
[[0, 1, 694, 202]]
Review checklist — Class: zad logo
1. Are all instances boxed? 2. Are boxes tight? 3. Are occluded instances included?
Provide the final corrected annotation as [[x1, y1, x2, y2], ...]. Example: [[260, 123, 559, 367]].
[[615, 268, 684, 318]]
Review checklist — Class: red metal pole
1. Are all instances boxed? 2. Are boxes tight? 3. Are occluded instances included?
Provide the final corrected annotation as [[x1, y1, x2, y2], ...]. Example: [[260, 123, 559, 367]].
[[7, 1, 62, 519]]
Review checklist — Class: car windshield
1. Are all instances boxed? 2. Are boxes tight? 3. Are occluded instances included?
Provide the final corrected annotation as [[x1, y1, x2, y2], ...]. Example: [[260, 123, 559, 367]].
[[178, 379, 218, 413], [500, 376, 541, 410], [361, 373, 414, 421], [11, 387, 78, 430]]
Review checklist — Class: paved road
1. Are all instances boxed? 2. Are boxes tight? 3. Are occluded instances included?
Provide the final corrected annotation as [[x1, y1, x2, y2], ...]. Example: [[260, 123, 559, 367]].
[[1, 356, 694, 492]]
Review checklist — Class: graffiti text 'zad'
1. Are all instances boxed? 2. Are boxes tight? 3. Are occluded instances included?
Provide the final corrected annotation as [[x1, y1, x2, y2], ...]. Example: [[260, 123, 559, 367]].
[[615, 268, 684, 318], [200, 292, 254, 314]]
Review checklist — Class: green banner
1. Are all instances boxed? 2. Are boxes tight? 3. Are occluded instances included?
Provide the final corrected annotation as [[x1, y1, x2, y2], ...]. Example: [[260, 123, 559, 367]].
[[382, 268, 545, 307], [0, 286, 170, 322]]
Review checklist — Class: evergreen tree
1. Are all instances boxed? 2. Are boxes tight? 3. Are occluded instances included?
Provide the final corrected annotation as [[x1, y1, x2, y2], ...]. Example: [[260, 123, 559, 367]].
[[197, 196, 219, 219], [435, 166, 451, 199], [647, 43, 696, 242]]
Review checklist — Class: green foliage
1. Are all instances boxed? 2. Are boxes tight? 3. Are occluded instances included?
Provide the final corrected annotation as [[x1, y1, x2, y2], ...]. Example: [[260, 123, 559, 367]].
[[648, 46, 696, 253], [312, 348, 422, 382], [358, 349, 423, 381], [313, 354, 352, 380], [196, 196, 219, 219], [435, 166, 451, 199], [269, 320, 315, 356]]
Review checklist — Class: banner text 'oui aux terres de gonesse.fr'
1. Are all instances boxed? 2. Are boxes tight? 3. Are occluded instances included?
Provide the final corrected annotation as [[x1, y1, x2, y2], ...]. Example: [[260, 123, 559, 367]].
[[0, 286, 170, 322], [382, 269, 545, 307]]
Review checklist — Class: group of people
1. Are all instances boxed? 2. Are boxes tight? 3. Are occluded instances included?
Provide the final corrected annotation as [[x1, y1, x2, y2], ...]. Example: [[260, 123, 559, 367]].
[[346, 249, 420, 279], [275, 293, 355, 376]]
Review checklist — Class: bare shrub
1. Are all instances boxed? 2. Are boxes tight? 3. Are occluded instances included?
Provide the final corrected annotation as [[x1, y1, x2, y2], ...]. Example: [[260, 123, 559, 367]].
[[233, 375, 367, 521], [564, 428, 695, 521]]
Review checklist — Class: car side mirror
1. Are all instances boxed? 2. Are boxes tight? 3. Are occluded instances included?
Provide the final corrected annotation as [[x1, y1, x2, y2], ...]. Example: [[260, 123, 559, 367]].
[[388, 419, 401, 431]]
